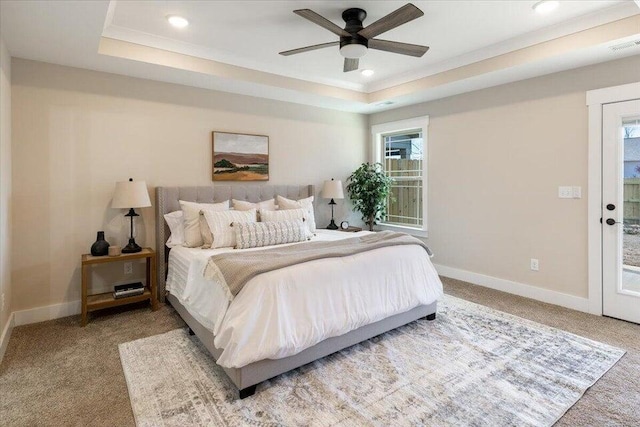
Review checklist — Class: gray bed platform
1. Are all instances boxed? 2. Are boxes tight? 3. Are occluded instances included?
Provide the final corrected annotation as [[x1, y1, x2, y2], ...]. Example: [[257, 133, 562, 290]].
[[156, 185, 437, 398]]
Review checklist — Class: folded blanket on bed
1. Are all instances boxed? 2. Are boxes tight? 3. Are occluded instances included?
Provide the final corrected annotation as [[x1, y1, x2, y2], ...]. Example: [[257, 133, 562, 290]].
[[204, 230, 433, 300]]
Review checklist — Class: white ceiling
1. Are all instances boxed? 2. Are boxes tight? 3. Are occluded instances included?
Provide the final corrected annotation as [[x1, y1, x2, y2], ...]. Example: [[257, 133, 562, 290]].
[[1, 1, 640, 113]]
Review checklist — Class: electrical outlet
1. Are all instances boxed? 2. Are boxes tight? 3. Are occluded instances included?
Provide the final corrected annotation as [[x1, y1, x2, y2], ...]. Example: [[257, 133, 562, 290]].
[[124, 262, 133, 275], [530, 258, 539, 271]]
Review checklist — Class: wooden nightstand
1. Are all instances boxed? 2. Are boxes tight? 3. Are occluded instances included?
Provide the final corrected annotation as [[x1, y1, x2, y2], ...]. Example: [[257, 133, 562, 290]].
[[81, 248, 158, 326]]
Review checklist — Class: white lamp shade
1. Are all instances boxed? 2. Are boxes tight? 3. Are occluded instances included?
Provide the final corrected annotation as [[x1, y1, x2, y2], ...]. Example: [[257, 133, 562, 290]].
[[111, 180, 151, 209], [321, 179, 344, 199]]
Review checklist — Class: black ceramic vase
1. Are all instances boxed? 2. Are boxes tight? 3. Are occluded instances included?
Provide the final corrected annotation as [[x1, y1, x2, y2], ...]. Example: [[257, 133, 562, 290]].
[[91, 231, 110, 256]]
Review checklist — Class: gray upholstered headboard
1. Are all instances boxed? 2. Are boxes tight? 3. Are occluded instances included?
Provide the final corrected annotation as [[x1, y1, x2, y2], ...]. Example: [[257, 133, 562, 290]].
[[155, 185, 315, 302]]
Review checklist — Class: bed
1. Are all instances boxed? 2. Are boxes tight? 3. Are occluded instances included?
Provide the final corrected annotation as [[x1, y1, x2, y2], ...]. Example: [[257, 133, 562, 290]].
[[156, 185, 442, 398]]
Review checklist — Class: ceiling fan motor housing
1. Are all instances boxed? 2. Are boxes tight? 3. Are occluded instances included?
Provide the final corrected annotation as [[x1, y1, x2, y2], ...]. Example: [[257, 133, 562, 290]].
[[340, 8, 368, 57], [280, 4, 428, 70]]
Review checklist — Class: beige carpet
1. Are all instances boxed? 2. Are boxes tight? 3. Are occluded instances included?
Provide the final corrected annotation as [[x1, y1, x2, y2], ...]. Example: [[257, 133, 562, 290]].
[[1, 278, 640, 426]]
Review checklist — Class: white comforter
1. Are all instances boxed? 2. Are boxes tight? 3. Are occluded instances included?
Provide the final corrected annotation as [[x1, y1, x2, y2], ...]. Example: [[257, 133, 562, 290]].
[[166, 230, 443, 368]]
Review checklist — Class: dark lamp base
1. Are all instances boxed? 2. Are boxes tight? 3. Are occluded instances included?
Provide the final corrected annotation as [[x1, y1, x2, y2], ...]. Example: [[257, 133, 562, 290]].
[[326, 220, 339, 230], [122, 238, 142, 253]]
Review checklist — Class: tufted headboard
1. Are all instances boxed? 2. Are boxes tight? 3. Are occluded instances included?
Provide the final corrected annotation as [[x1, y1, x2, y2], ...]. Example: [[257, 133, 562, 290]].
[[155, 185, 315, 302]]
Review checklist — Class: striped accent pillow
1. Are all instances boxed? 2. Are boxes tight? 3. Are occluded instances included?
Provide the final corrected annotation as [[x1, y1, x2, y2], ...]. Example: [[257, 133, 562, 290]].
[[179, 200, 229, 248], [232, 198, 277, 221], [260, 207, 306, 223], [203, 209, 257, 248], [277, 195, 316, 234], [234, 219, 309, 249]]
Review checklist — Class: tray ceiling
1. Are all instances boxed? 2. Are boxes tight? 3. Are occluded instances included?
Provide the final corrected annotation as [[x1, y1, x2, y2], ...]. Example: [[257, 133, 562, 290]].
[[1, 1, 639, 112]]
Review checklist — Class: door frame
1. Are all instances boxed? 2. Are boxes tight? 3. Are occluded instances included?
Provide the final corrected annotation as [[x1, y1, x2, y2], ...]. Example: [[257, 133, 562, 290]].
[[586, 81, 640, 316]]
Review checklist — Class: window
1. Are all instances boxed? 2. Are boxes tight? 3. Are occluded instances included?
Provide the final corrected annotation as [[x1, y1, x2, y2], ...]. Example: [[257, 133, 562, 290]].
[[371, 116, 428, 236]]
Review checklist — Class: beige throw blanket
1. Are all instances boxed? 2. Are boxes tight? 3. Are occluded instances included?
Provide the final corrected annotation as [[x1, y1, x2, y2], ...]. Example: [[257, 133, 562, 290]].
[[204, 231, 433, 300]]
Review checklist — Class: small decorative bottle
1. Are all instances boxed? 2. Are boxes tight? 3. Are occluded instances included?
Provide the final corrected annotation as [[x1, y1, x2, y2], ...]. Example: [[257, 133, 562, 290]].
[[91, 231, 110, 256]]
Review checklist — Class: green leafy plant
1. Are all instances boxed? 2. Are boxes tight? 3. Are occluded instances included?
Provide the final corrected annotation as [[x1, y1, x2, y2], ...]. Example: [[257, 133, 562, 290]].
[[347, 162, 394, 231]]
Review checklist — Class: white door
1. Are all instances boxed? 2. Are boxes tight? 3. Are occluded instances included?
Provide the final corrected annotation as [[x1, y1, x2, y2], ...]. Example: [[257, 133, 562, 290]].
[[603, 99, 640, 323]]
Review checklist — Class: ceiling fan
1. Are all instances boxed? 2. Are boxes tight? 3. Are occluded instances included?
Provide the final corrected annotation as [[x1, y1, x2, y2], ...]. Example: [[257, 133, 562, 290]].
[[279, 3, 429, 73]]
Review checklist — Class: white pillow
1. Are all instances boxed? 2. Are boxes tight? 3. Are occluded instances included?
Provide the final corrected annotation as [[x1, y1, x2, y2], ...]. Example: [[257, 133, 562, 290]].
[[203, 209, 257, 248], [232, 198, 276, 221], [179, 200, 229, 248], [276, 195, 316, 234], [234, 219, 309, 249], [232, 198, 276, 212], [164, 210, 184, 248], [260, 208, 312, 238]]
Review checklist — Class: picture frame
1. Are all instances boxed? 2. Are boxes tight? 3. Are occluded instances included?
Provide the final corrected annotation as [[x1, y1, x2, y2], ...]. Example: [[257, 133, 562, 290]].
[[212, 131, 269, 181]]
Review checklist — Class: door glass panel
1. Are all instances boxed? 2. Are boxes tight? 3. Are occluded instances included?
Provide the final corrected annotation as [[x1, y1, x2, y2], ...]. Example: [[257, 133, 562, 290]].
[[622, 117, 640, 294]]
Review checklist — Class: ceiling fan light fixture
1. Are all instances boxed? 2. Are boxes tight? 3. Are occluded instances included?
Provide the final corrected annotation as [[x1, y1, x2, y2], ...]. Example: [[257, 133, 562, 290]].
[[167, 15, 189, 28], [340, 44, 367, 59], [532, 0, 559, 14]]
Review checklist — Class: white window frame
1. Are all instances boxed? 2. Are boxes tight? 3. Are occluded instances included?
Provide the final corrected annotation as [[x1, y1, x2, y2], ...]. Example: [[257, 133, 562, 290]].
[[371, 116, 429, 238]]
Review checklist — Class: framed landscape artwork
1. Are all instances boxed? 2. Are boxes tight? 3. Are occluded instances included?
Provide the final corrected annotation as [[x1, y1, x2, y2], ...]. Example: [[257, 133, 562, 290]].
[[212, 131, 269, 181]]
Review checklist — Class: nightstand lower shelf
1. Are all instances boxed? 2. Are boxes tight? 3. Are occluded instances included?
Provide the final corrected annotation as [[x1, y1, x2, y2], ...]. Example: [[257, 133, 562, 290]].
[[81, 247, 157, 326], [86, 288, 152, 311]]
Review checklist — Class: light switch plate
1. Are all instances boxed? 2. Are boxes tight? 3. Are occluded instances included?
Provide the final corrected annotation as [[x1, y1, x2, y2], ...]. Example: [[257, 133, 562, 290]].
[[558, 186, 573, 198], [572, 186, 582, 199]]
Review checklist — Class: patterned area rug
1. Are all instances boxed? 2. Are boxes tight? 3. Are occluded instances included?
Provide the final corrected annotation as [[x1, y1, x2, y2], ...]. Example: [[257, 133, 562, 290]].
[[119, 296, 624, 426]]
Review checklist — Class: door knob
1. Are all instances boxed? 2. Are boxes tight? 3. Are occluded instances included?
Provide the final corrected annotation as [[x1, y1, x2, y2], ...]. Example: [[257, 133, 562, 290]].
[[606, 218, 621, 225], [606, 204, 616, 211]]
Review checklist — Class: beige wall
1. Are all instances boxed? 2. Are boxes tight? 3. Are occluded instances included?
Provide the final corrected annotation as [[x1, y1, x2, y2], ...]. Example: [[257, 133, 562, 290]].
[[11, 59, 368, 311], [370, 55, 640, 299], [9, 53, 640, 313], [0, 37, 12, 337]]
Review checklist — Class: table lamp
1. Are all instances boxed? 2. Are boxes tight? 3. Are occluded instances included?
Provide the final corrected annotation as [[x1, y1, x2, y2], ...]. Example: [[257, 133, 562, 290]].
[[112, 178, 151, 253], [321, 178, 344, 230]]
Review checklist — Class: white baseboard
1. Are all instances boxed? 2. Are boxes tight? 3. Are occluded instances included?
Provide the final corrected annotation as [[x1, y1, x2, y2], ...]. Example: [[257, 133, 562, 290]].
[[0, 312, 15, 364], [434, 264, 591, 313], [3, 266, 591, 331], [13, 300, 81, 327], [10, 277, 146, 327]]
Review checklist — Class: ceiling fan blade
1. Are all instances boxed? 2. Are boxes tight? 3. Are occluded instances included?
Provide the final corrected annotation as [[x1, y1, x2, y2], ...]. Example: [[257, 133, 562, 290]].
[[294, 9, 350, 37], [279, 41, 339, 56], [344, 58, 359, 72], [358, 3, 424, 39], [368, 39, 429, 57]]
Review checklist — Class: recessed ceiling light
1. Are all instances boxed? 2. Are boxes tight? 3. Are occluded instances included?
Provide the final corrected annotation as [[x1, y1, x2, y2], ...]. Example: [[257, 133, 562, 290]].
[[361, 69, 374, 77], [167, 15, 189, 28], [532, 0, 559, 14]]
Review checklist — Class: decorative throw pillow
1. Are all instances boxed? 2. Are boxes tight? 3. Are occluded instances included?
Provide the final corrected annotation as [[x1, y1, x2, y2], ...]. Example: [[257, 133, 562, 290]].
[[260, 207, 305, 222], [163, 210, 184, 248], [232, 199, 276, 220], [203, 209, 257, 249], [232, 198, 276, 211], [234, 219, 309, 249], [180, 200, 229, 248], [276, 195, 316, 234]]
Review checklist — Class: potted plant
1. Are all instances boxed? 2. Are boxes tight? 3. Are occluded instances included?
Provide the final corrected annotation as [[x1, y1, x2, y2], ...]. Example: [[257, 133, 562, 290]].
[[347, 162, 393, 231]]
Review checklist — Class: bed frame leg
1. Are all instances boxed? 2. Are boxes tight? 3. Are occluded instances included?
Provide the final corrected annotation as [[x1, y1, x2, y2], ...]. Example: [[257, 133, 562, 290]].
[[188, 327, 195, 336], [239, 384, 257, 399], [425, 313, 436, 321]]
